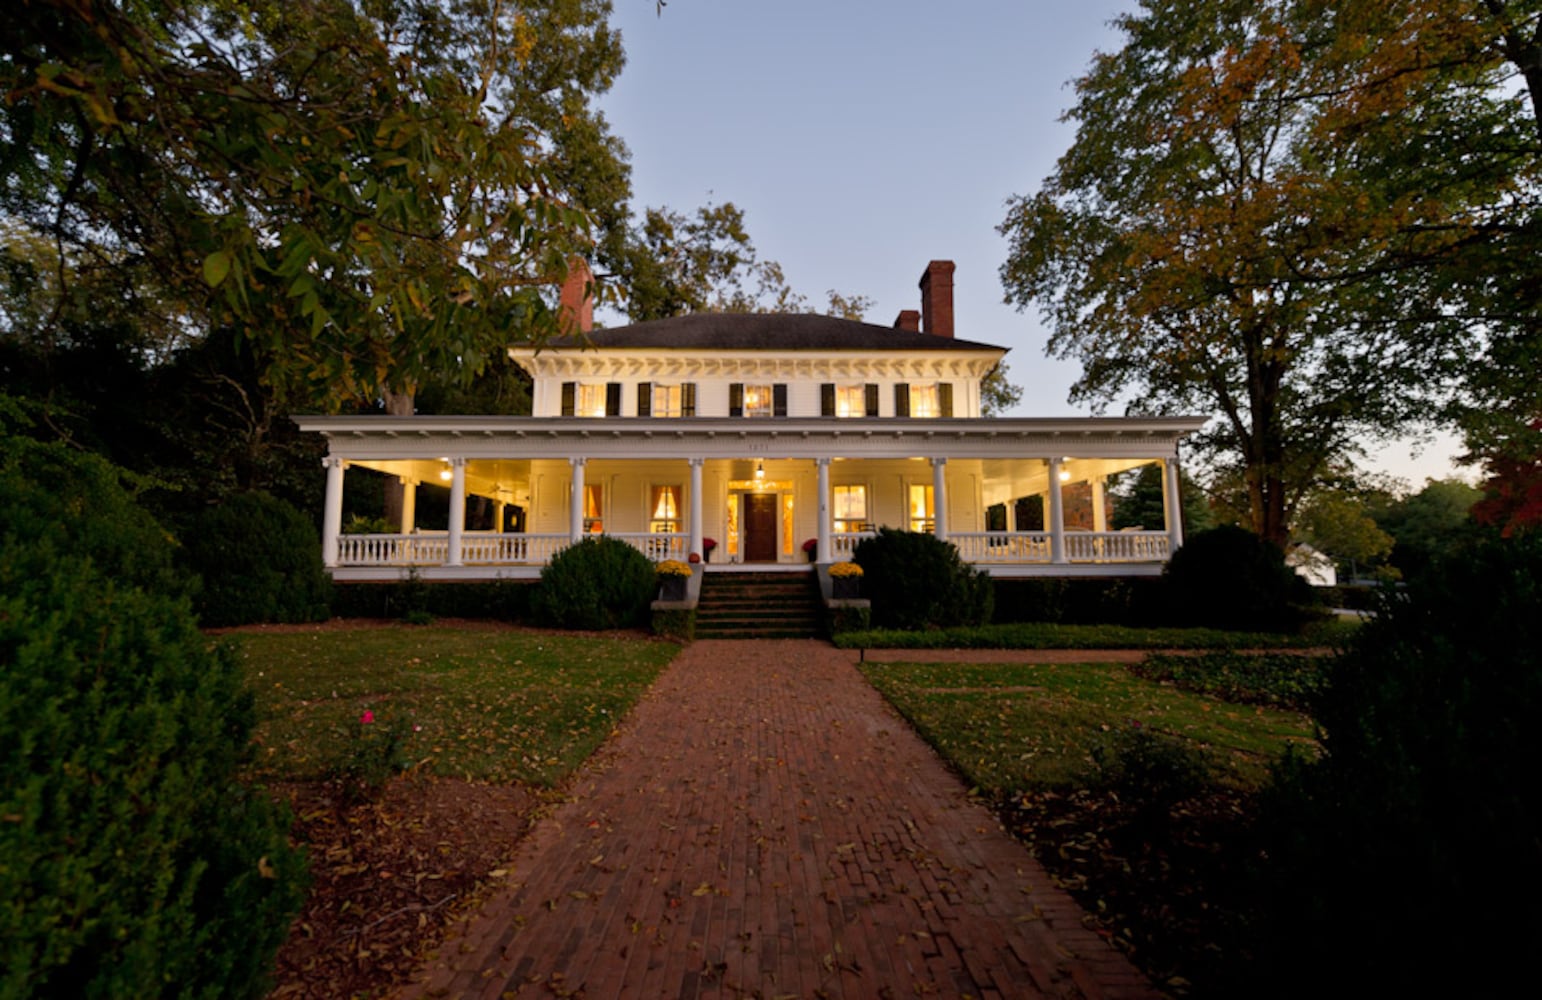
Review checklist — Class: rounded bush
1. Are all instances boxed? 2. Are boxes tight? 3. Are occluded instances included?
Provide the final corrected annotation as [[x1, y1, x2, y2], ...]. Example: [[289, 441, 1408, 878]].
[[0, 430, 305, 998], [1162, 525, 1314, 631], [183, 491, 332, 627], [852, 528, 994, 630], [532, 535, 656, 630]]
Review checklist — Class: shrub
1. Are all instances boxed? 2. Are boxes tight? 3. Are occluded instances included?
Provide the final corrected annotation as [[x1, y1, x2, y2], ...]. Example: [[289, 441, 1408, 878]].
[[852, 528, 993, 630], [1251, 532, 1542, 995], [992, 577, 1165, 625], [0, 428, 305, 999], [1084, 725, 1213, 843], [183, 490, 332, 627], [531, 535, 656, 630], [1162, 525, 1316, 631], [1132, 651, 1330, 710]]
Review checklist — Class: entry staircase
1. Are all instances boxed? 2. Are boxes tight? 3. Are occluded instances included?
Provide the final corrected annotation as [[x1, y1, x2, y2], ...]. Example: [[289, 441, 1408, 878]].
[[695, 571, 823, 639]]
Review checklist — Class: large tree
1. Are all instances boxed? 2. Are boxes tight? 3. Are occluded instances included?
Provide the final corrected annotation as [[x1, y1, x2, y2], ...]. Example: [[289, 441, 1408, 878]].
[[999, 0, 1514, 545]]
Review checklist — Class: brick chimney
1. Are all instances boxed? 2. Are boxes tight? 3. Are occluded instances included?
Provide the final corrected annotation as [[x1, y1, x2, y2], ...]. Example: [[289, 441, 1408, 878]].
[[918, 260, 955, 338], [893, 309, 921, 332], [558, 256, 594, 334]]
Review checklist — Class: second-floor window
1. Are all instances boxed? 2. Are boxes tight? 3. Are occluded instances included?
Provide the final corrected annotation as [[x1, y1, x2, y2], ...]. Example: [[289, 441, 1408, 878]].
[[822, 383, 878, 417], [637, 382, 696, 417], [730, 383, 786, 418], [561, 381, 620, 417], [893, 382, 955, 418]]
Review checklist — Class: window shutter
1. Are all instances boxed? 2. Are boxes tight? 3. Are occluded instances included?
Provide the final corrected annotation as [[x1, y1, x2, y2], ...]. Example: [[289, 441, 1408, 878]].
[[729, 383, 744, 417], [773, 384, 788, 417], [894, 383, 910, 418], [682, 382, 696, 417], [864, 383, 879, 416], [939, 382, 954, 418], [637, 381, 652, 417], [560, 381, 576, 417], [820, 383, 835, 418], [605, 382, 621, 416]]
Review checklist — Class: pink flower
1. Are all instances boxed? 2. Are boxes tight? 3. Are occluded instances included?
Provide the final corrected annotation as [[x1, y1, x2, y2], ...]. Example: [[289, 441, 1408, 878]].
[[360, 710, 375, 724], [412, 724, 422, 733]]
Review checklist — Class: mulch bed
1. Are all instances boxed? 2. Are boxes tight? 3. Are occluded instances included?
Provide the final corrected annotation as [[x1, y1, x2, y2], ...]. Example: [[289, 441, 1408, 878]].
[[266, 776, 545, 999]]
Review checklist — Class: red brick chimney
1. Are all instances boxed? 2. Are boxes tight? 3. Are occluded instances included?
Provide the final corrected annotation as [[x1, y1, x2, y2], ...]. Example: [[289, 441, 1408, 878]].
[[893, 309, 921, 332], [918, 260, 955, 338], [558, 256, 594, 334]]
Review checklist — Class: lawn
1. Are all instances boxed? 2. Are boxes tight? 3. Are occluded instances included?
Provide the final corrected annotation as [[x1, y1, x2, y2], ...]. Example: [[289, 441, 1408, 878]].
[[834, 618, 1357, 651], [859, 659, 1316, 792], [236, 625, 680, 786]]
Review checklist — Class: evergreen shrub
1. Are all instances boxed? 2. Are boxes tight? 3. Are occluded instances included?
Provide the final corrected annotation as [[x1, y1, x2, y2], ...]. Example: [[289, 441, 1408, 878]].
[[531, 535, 656, 629], [0, 428, 305, 999], [852, 528, 993, 630], [1162, 525, 1316, 631], [183, 490, 331, 627], [1251, 533, 1542, 996]]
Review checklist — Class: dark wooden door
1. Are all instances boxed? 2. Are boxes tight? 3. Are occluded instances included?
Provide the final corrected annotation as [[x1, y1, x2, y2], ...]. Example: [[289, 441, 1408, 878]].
[[744, 494, 778, 562]]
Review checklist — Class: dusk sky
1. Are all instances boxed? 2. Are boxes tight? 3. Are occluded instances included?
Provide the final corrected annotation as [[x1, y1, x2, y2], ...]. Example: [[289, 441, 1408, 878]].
[[597, 0, 1466, 486]]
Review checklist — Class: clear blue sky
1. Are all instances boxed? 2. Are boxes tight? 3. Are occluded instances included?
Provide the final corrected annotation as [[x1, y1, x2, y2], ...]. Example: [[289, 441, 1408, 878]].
[[597, 0, 1464, 487]]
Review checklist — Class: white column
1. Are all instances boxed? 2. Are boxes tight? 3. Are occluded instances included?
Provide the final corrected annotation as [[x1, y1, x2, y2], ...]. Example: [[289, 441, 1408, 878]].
[[816, 458, 832, 562], [1163, 456, 1185, 552], [688, 458, 705, 560], [1048, 457, 1067, 564], [493, 500, 506, 534], [400, 478, 417, 533], [1090, 476, 1108, 533], [446, 458, 467, 566], [931, 457, 948, 542], [569, 458, 586, 542], [322, 456, 344, 568]]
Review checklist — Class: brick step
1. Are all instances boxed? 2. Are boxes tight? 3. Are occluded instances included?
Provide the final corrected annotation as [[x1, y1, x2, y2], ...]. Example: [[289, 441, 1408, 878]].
[[696, 572, 822, 639]]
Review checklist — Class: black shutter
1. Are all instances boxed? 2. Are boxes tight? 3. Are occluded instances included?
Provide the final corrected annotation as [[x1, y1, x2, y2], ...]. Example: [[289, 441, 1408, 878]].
[[637, 381, 652, 417], [682, 382, 696, 417], [894, 383, 910, 418], [939, 382, 954, 418], [605, 382, 621, 416], [864, 383, 879, 417], [561, 381, 576, 416], [773, 383, 787, 417], [729, 383, 744, 417], [820, 383, 835, 418]]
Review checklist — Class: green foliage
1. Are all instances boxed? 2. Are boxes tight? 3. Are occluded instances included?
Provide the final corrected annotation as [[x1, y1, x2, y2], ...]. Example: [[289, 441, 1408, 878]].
[[651, 607, 696, 642], [532, 536, 657, 630], [1132, 652, 1331, 711], [1108, 463, 1214, 535], [329, 709, 417, 804], [1253, 532, 1542, 995], [183, 491, 332, 627], [851, 528, 993, 630], [992, 577, 1166, 625], [824, 603, 872, 636], [1163, 526, 1318, 631], [1373, 476, 1483, 579], [833, 618, 1353, 651], [0, 428, 304, 999], [240, 627, 678, 787], [1085, 726, 1214, 842], [330, 579, 534, 622]]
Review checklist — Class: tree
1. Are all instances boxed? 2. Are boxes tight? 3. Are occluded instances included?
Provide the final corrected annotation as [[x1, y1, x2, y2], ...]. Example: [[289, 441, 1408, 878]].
[[980, 363, 1024, 417], [999, 0, 1488, 546], [1109, 462, 1215, 534], [1376, 477, 1483, 578], [1292, 484, 1397, 579]]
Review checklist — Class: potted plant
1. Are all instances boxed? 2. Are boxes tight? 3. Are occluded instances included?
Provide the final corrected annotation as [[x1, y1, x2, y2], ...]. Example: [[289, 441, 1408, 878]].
[[656, 559, 691, 601], [703, 538, 717, 563], [829, 560, 863, 598], [802, 537, 818, 563]]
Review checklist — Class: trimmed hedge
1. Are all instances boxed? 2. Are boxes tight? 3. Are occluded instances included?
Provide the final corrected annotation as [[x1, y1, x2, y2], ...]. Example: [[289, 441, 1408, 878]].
[[852, 528, 993, 630], [992, 577, 1166, 625], [183, 491, 332, 627], [531, 536, 656, 630], [331, 578, 535, 621], [1163, 525, 1319, 631]]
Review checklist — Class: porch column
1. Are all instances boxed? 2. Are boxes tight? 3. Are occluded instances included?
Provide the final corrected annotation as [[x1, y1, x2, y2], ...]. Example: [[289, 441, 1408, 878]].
[[1163, 456, 1185, 552], [1047, 457, 1067, 564], [816, 458, 832, 563], [569, 458, 586, 542], [446, 458, 467, 566], [322, 456, 344, 568], [400, 478, 417, 533], [1090, 476, 1108, 532], [493, 500, 506, 534], [688, 458, 704, 560], [931, 458, 948, 542]]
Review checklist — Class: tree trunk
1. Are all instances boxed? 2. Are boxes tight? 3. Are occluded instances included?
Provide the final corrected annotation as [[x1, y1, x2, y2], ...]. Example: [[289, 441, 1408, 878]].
[[382, 388, 414, 530]]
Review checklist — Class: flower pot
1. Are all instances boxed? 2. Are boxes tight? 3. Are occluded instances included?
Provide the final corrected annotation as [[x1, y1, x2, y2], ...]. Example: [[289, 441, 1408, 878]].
[[832, 578, 860, 599], [659, 576, 687, 602]]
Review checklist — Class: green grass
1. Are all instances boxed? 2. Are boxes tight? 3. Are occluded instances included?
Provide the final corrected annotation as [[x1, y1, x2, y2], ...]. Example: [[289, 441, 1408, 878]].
[[835, 618, 1357, 651], [234, 626, 679, 787], [859, 660, 1316, 792]]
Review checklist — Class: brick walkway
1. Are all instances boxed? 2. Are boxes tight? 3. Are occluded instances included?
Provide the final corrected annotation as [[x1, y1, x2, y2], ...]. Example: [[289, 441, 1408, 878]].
[[401, 640, 1157, 1000]]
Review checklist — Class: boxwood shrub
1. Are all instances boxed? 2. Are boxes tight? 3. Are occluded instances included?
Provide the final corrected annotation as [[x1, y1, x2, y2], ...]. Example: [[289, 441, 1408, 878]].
[[531, 535, 656, 630], [182, 490, 332, 627], [852, 528, 993, 630]]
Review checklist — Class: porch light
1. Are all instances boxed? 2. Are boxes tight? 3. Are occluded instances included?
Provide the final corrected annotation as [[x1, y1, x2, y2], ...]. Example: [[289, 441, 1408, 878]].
[[754, 461, 765, 480], [439, 466, 453, 481], [1058, 469, 1072, 483]]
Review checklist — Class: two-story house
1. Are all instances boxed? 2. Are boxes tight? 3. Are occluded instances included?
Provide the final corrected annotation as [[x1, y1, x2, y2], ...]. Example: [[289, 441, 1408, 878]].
[[297, 261, 1206, 580]]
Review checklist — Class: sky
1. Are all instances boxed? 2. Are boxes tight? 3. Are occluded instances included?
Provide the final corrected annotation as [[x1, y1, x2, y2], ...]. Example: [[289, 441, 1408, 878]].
[[595, 0, 1467, 488]]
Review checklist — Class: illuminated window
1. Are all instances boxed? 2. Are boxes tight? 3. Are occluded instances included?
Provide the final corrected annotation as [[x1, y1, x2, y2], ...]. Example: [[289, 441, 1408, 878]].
[[833, 485, 869, 532], [576, 384, 607, 418], [909, 484, 934, 533], [650, 485, 681, 533], [743, 384, 773, 418], [909, 383, 940, 418], [583, 484, 603, 533], [835, 385, 866, 417], [651, 384, 683, 418]]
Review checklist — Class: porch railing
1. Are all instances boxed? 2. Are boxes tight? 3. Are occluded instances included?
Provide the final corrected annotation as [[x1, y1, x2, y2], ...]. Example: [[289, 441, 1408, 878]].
[[1064, 530, 1170, 562], [609, 532, 688, 561], [336, 532, 570, 567], [831, 531, 877, 559], [951, 531, 1053, 563]]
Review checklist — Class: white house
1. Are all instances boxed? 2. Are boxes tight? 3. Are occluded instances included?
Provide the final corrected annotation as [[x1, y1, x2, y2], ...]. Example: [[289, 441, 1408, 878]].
[[297, 261, 1207, 581]]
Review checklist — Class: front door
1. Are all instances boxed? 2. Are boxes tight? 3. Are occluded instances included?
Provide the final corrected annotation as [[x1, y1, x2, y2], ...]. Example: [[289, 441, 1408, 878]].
[[743, 493, 778, 562]]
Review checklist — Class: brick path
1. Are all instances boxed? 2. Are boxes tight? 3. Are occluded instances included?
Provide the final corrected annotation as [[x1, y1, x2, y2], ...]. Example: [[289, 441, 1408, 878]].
[[401, 640, 1157, 1000]]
